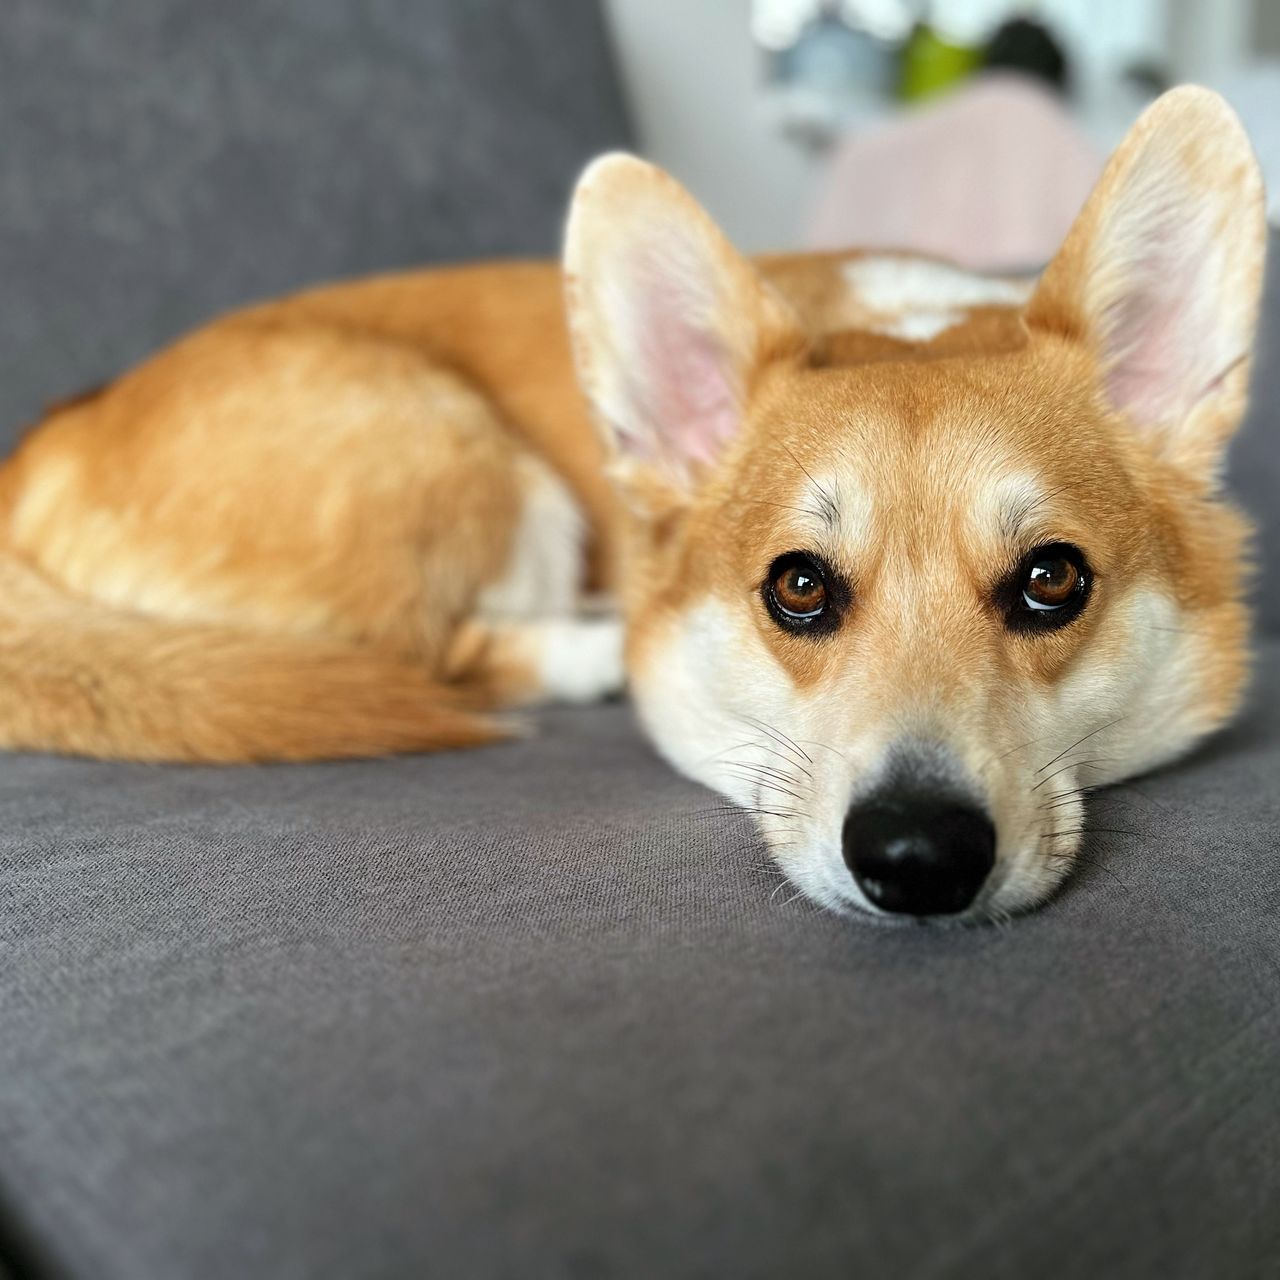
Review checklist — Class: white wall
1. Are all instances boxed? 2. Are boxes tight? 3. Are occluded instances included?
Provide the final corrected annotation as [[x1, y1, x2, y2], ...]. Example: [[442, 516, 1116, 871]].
[[602, 0, 818, 251]]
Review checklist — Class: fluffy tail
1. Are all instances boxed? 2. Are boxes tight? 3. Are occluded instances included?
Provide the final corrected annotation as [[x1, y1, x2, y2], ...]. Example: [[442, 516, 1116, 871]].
[[0, 554, 506, 762]]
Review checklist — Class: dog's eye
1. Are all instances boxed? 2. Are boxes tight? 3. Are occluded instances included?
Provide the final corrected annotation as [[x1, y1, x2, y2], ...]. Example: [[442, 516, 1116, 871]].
[[1007, 543, 1090, 630], [1024, 556, 1079, 609], [764, 552, 834, 632], [775, 562, 825, 616]]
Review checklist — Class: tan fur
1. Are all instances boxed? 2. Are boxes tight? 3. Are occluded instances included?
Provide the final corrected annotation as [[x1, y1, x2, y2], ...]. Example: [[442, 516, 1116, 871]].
[[0, 88, 1264, 920], [0, 224, 969, 761], [0, 553, 503, 761]]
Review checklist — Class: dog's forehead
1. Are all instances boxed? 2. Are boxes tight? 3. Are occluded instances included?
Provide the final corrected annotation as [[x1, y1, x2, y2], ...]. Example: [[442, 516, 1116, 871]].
[[793, 428, 1050, 554], [749, 353, 1114, 560]]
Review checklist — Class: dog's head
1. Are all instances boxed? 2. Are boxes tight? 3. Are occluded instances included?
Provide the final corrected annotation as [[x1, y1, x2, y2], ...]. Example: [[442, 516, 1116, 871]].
[[564, 87, 1265, 922]]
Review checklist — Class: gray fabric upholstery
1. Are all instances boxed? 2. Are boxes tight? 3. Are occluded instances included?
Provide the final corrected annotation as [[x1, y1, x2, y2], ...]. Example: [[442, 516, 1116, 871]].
[[0, 0, 629, 450], [1, 644, 1278, 1280]]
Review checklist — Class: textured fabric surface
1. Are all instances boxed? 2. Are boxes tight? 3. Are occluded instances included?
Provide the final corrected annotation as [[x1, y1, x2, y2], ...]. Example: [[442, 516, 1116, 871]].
[[0, 0, 630, 451], [0, 644, 1277, 1279]]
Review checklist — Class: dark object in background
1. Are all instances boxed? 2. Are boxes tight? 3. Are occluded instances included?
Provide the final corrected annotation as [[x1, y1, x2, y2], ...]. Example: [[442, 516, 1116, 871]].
[[984, 16, 1071, 95], [1125, 60, 1173, 97]]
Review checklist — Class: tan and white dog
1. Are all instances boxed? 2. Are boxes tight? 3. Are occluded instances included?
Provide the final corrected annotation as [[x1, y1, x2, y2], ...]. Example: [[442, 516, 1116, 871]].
[[0, 88, 1265, 920]]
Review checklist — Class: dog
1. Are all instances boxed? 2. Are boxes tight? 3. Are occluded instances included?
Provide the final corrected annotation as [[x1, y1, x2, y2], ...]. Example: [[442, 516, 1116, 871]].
[[0, 87, 1264, 921]]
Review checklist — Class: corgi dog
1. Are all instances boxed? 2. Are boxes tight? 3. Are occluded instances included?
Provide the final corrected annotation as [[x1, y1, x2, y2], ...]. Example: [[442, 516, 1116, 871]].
[[0, 88, 1264, 921]]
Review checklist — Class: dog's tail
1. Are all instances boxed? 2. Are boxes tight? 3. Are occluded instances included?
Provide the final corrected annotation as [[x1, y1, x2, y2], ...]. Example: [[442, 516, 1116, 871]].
[[0, 553, 506, 762]]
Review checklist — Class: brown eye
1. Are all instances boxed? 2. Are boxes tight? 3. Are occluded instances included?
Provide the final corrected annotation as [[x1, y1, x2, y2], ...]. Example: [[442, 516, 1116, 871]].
[[1005, 542, 1090, 631], [1024, 556, 1080, 610], [765, 552, 837, 632], [776, 564, 825, 616]]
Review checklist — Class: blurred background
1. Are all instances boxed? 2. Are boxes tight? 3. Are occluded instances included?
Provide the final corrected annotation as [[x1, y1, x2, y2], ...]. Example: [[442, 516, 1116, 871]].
[[609, 0, 1280, 263]]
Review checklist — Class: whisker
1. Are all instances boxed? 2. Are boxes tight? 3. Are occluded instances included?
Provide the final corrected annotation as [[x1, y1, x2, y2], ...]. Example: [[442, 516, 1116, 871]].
[[1013, 481, 1075, 524], [721, 777, 803, 804], [718, 760, 809, 788], [1036, 715, 1128, 775], [997, 731, 1055, 761], [718, 779, 806, 806], [739, 497, 831, 524], [1038, 784, 1087, 801], [719, 761, 806, 788], [1030, 756, 1113, 792], [1070, 853, 1131, 893], [683, 805, 770, 822], [768, 723, 816, 768], [737, 713, 813, 765], [1041, 832, 1133, 893], [780, 442, 840, 526], [1044, 826, 1146, 840], [739, 498, 813, 516], [717, 740, 815, 779], [1037, 791, 1089, 813], [1108, 779, 1174, 814]]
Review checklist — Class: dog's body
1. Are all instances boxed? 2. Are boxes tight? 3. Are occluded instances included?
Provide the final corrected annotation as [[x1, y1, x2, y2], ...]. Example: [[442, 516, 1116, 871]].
[[0, 89, 1265, 920], [0, 259, 626, 759]]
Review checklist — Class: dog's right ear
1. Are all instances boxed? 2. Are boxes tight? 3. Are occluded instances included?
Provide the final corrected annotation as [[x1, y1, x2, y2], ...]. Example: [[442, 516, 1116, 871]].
[[1024, 87, 1266, 482], [564, 154, 805, 493]]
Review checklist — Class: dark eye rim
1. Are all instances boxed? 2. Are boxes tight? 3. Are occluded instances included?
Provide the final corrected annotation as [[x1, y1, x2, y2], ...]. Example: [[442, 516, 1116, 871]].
[[1000, 541, 1093, 633], [762, 551, 848, 636]]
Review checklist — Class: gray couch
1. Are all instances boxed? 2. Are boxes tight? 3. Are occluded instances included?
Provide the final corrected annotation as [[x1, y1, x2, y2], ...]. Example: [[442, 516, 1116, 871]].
[[1, 5, 1278, 1278]]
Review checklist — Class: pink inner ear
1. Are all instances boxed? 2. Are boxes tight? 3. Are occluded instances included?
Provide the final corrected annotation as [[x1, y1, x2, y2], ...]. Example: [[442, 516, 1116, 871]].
[[1097, 197, 1226, 429], [623, 246, 743, 470], [640, 324, 739, 466]]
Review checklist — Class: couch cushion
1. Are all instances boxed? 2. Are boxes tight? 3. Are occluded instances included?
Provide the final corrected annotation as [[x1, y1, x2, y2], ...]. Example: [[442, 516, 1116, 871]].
[[0, 0, 630, 451], [1, 641, 1277, 1280]]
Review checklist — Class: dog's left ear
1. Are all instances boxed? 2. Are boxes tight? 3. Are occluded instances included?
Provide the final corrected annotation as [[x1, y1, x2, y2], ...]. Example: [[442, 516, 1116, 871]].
[[1025, 86, 1266, 481], [564, 154, 805, 493]]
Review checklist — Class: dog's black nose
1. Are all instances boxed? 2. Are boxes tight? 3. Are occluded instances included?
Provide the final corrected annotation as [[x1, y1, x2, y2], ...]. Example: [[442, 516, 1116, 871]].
[[842, 791, 995, 916]]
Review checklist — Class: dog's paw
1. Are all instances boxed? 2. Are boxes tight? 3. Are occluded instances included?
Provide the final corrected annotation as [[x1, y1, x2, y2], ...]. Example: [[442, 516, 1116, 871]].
[[537, 617, 626, 705]]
